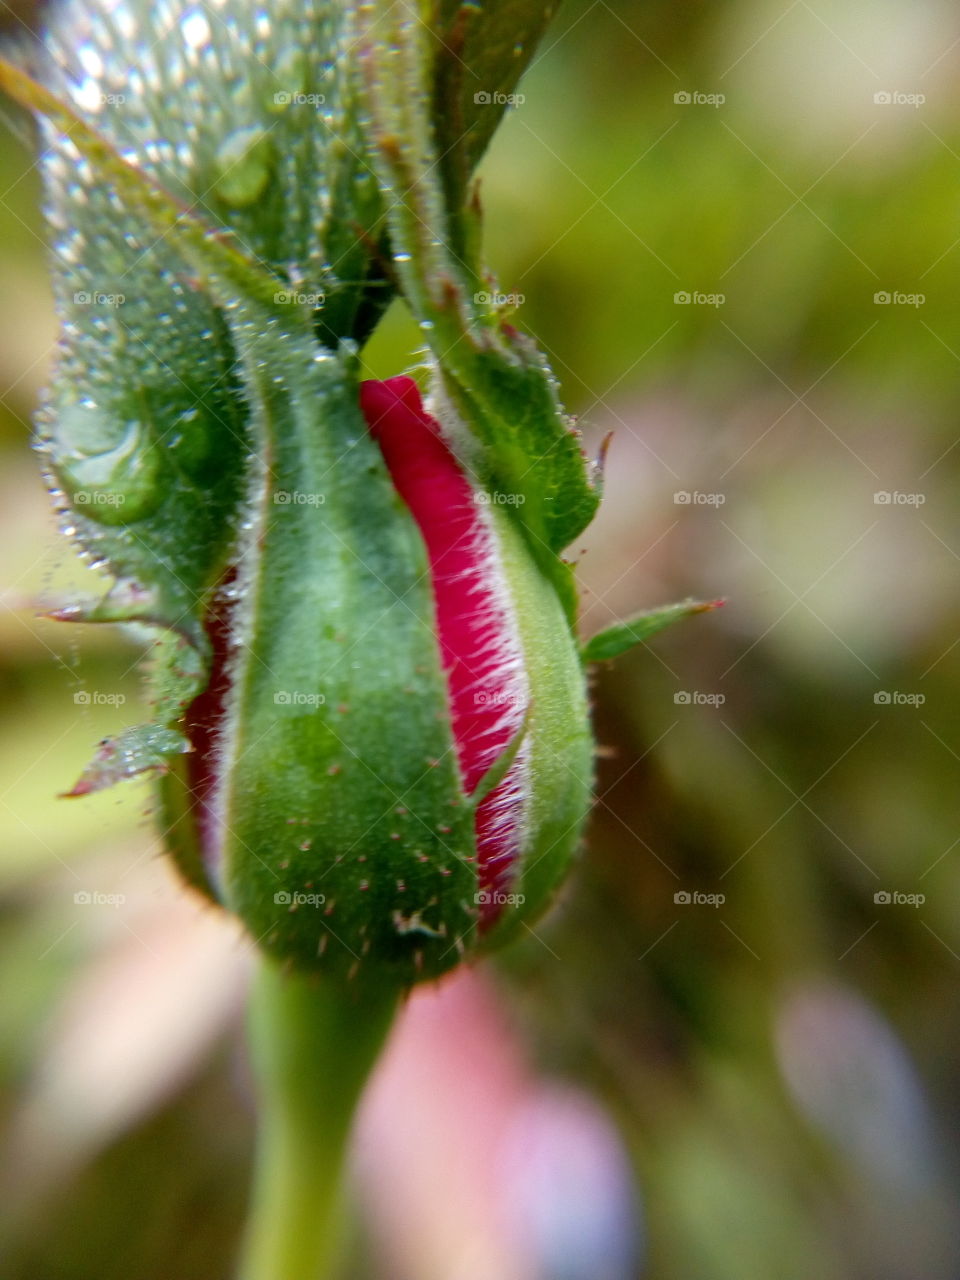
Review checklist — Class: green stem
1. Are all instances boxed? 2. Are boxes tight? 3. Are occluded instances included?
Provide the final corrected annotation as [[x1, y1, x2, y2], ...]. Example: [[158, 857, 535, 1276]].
[[238, 958, 398, 1280]]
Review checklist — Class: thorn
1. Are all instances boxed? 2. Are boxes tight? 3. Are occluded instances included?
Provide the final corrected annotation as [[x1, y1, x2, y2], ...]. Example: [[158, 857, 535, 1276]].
[[596, 431, 614, 479], [42, 604, 86, 622]]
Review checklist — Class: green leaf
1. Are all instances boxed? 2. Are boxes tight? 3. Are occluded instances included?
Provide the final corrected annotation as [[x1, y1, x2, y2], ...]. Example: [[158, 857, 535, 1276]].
[[582, 599, 724, 664], [0, 57, 277, 670], [9, 0, 388, 327]]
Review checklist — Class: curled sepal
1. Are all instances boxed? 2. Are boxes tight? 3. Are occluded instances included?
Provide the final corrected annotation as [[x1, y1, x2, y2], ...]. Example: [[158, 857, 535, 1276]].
[[64, 619, 209, 800], [582, 599, 725, 664], [63, 724, 189, 797]]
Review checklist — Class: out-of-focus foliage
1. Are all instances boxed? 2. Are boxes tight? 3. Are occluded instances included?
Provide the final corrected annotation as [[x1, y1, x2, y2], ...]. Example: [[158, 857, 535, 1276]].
[[2, 0, 960, 1276]]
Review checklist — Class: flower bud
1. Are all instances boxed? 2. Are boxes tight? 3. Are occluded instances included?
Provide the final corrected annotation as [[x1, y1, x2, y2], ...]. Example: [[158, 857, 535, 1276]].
[[159, 370, 592, 988], [360, 377, 594, 954], [4, 0, 713, 993]]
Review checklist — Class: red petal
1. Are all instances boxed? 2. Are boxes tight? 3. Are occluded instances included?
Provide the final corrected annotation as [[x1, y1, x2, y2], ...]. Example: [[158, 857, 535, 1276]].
[[361, 378, 527, 927]]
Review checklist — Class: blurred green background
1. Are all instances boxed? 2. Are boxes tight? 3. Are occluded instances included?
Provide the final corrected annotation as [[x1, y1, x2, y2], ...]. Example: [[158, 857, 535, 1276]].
[[2, 0, 960, 1276]]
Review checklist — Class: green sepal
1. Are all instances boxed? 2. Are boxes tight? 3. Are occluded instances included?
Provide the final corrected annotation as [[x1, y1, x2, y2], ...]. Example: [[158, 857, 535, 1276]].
[[44, 582, 167, 629], [63, 723, 190, 797], [475, 506, 594, 955], [157, 755, 217, 900], [64, 625, 207, 799], [209, 314, 480, 986], [357, 4, 600, 602], [469, 711, 530, 812], [429, 0, 561, 255], [582, 599, 724, 664]]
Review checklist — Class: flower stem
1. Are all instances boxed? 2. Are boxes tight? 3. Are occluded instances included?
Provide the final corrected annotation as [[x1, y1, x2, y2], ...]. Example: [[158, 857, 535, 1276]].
[[238, 958, 397, 1280]]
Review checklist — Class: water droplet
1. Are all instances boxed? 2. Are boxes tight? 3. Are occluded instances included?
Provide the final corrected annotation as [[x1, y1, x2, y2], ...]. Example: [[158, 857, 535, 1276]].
[[77, 43, 104, 78], [212, 127, 273, 207], [73, 77, 104, 113], [180, 9, 212, 50]]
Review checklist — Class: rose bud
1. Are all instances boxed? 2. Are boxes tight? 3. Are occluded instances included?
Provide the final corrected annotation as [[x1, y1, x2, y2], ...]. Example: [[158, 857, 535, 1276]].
[[1, 15, 715, 994], [155, 366, 593, 991], [359, 375, 594, 952]]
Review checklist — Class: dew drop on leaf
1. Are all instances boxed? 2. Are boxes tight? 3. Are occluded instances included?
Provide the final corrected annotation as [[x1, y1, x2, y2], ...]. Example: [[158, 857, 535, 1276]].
[[212, 126, 273, 207]]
